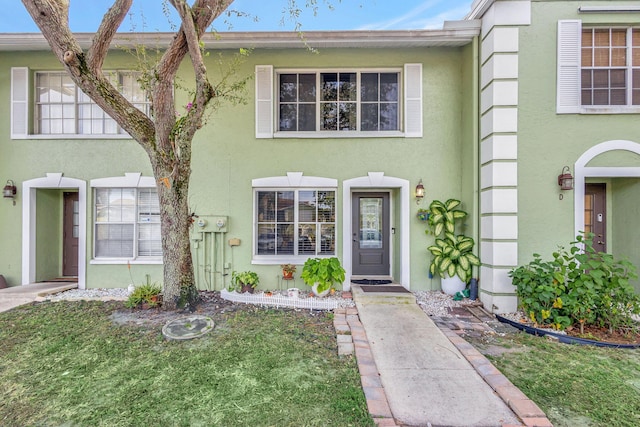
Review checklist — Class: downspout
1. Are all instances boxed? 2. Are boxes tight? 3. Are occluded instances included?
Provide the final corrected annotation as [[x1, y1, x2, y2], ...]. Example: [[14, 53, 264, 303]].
[[472, 35, 481, 281]]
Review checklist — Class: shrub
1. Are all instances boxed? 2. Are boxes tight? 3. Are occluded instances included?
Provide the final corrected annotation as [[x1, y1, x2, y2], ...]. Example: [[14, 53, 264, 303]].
[[510, 233, 640, 333], [125, 282, 162, 308]]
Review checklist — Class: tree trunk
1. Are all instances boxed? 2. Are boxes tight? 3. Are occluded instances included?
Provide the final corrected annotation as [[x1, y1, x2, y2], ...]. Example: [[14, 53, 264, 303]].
[[153, 161, 198, 311]]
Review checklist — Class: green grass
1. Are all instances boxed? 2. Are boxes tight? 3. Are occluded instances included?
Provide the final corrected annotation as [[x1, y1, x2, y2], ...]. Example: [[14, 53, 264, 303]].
[[479, 333, 640, 427], [0, 301, 373, 426]]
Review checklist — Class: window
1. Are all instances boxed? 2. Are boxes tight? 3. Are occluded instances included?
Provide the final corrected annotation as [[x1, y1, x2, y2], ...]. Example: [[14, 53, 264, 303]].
[[278, 71, 399, 132], [581, 28, 640, 106], [94, 187, 161, 259], [35, 71, 149, 135], [557, 20, 640, 113], [255, 189, 336, 258]]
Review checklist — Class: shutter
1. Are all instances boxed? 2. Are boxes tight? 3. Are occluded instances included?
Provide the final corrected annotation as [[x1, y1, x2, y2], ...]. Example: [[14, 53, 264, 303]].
[[557, 20, 582, 114], [255, 65, 273, 138], [11, 67, 29, 138], [404, 63, 422, 138]]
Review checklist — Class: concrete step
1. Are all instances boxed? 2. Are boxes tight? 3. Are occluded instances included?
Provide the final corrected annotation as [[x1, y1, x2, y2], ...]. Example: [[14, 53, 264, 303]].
[[351, 284, 416, 305]]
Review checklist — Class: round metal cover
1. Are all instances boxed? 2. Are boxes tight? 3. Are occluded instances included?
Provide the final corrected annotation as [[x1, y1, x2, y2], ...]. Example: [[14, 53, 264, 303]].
[[162, 315, 214, 340]]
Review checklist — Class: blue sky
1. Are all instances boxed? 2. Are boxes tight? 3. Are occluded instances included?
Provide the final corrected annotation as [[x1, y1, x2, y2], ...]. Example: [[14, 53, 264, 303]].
[[1, 1, 473, 33]]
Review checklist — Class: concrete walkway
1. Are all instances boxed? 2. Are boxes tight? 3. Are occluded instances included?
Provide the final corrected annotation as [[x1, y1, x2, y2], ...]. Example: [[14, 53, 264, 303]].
[[348, 285, 544, 427], [0, 282, 77, 313]]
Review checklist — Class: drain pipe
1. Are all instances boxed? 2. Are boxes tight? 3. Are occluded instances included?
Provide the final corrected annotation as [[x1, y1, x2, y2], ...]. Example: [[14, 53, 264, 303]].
[[472, 35, 481, 295]]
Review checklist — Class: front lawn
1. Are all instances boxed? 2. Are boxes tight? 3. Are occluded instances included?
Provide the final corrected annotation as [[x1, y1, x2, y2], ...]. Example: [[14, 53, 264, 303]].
[[468, 331, 640, 427], [0, 301, 373, 426]]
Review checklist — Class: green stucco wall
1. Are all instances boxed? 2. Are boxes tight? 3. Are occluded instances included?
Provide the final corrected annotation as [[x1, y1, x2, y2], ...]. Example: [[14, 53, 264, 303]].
[[0, 42, 474, 291], [516, 1, 640, 273]]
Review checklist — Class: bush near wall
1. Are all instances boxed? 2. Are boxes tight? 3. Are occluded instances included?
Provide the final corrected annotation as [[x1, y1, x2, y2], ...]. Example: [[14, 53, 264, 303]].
[[510, 234, 640, 334]]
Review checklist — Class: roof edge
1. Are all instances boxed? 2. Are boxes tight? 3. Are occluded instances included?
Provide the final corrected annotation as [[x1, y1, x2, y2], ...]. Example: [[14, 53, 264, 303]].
[[0, 27, 480, 51]]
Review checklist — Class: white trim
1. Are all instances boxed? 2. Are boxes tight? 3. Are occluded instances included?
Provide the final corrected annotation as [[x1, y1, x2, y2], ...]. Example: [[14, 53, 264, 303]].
[[342, 173, 410, 291], [574, 140, 640, 239], [255, 65, 274, 139], [557, 20, 582, 114], [11, 67, 29, 139], [22, 174, 87, 289], [579, 6, 640, 13], [404, 63, 423, 138], [252, 172, 337, 188], [90, 173, 156, 188]]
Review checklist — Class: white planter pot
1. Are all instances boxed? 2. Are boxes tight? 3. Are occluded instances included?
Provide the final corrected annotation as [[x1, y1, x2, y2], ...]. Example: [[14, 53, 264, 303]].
[[441, 274, 466, 296], [312, 282, 330, 298]]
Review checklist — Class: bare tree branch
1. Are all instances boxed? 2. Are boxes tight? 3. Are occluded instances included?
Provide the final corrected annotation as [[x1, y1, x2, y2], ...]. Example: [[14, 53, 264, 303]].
[[87, 0, 132, 72]]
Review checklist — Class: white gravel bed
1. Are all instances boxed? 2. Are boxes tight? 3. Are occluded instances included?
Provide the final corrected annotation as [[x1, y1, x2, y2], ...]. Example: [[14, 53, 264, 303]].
[[47, 288, 130, 301], [47, 287, 498, 315], [413, 290, 468, 317]]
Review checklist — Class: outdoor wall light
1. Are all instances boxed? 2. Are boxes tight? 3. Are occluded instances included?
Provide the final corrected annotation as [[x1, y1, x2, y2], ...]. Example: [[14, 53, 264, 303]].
[[558, 166, 574, 191], [415, 179, 425, 204], [3, 180, 17, 205]]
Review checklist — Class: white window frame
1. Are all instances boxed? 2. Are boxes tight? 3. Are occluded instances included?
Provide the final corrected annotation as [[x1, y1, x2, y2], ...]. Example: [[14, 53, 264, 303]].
[[10, 67, 149, 139], [252, 173, 338, 265], [90, 173, 162, 265], [255, 64, 422, 138], [275, 69, 402, 136], [557, 20, 640, 114]]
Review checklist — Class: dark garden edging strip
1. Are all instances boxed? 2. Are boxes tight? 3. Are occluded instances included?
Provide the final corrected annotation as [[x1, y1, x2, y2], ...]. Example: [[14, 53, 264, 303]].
[[496, 315, 640, 349]]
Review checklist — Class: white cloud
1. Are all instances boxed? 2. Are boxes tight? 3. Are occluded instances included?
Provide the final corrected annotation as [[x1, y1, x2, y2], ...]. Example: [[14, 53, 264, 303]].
[[357, 1, 470, 31]]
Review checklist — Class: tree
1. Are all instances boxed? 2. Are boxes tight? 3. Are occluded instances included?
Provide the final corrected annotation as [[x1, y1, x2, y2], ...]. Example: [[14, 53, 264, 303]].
[[21, 0, 334, 310], [21, 0, 233, 310]]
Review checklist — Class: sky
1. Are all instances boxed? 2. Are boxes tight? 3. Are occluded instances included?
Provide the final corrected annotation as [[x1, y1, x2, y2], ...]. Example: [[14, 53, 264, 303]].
[[1, 1, 473, 33]]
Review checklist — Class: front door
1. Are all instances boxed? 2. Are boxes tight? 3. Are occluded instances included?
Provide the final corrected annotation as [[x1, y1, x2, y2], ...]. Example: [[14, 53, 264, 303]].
[[584, 183, 606, 253], [63, 192, 79, 277], [352, 192, 390, 276]]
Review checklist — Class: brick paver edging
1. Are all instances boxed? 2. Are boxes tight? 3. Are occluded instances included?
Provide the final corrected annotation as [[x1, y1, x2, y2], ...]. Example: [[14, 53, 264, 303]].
[[333, 307, 398, 427], [438, 326, 554, 427]]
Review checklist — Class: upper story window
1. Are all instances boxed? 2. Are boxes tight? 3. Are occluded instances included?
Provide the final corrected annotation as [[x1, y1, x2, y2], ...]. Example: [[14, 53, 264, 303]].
[[581, 28, 640, 106], [557, 21, 640, 113], [35, 71, 149, 135], [9, 67, 149, 139], [278, 71, 399, 132], [255, 64, 423, 138]]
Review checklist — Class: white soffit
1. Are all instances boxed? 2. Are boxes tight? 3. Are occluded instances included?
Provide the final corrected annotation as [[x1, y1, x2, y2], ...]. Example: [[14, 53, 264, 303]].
[[0, 26, 480, 51]]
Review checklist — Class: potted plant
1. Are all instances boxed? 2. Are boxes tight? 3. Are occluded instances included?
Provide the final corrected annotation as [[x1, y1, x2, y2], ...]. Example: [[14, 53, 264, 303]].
[[280, 263, 297, 279], [231, 271, 260, 294], [417, 208, 430, 222], [426, 199, 480, 295], [301, 257, 345, 297]]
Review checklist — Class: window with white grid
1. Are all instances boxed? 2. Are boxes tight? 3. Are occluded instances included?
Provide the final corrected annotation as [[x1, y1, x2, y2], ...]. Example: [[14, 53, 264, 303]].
[[278, 70, 400, 132], [35, 71, 149, 135], [94, 188, 161, 259], [581, 28, 640, 106]]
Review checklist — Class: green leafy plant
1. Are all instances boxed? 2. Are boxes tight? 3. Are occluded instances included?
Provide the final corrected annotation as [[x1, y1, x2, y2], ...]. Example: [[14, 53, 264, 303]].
[[301, 257, 345, 294], [230, 271, 260, 292], [510, 233, 640, 333], [280, 264, 297, 274], [428, 232, 480, 284], [124, 281, 162, 309], [427, 199, 467, 236], [425, 198, 479, 283]]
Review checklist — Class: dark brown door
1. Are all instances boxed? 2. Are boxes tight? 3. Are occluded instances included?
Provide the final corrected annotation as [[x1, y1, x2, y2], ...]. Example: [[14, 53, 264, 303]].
[[352, 192, 390, 276], [63, 192, 79, 276], [584, 183, 606, 253]]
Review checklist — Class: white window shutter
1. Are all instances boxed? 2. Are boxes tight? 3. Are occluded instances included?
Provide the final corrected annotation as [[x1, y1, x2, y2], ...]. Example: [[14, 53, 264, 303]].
[[404, 63, 422, 138], [11, 67, 29, 138], [255, 65, 273, 138], [557, 20, 581, 114]]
